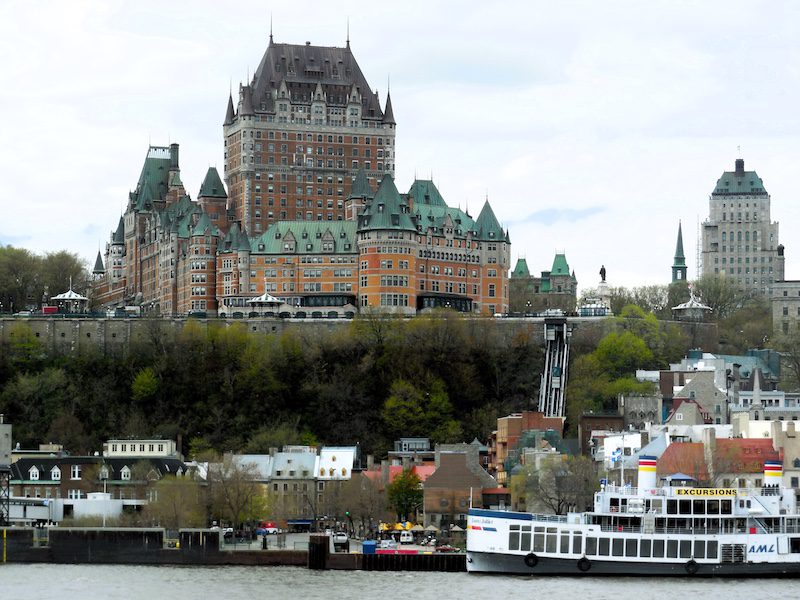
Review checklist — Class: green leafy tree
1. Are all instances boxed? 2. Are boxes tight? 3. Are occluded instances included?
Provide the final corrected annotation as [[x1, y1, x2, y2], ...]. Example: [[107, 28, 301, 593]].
[[386, 468, 423, 522]]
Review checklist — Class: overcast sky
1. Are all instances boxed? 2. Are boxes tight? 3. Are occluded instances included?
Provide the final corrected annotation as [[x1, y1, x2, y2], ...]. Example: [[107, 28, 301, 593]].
[[2, 0, 799, 292]]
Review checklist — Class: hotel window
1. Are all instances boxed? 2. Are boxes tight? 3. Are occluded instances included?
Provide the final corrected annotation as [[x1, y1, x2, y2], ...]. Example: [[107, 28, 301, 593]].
[[71, 465, 81, 480]]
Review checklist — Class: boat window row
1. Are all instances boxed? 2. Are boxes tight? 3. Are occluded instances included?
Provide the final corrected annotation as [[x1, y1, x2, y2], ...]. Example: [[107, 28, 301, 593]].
[[666, 499, 733, 515], [508, 525, 582, 555], [509, 525, 719, 560], [586, 537, 718, 560]]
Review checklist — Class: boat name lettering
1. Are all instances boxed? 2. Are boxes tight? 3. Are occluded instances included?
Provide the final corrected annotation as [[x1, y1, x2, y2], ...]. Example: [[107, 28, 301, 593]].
[[674, 488, 736, 497], [748, 544, 775, 553]]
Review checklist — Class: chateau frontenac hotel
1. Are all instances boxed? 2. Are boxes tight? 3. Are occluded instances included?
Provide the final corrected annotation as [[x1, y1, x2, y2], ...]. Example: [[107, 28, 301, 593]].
[[93, 36, 510, 316]]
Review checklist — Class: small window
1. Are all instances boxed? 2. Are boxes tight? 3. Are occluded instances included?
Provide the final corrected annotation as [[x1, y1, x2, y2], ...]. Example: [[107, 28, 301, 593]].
[[586, 537, 597, 556]]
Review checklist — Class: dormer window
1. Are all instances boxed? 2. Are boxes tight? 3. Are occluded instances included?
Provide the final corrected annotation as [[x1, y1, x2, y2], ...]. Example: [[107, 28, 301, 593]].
[[29, 466, 39, 481], [121, 466, 131, 481], [51, 466, 61, 481]]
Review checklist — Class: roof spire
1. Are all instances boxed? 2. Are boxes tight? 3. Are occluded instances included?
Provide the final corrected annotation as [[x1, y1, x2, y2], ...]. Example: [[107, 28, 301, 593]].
[[346, 17, 350, 48], [269, 13, 273, 44], [672, 220, 688, 283]]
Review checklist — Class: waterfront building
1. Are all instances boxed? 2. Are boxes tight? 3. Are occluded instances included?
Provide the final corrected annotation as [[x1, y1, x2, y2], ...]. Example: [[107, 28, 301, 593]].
[[701, 158, 784, 295]]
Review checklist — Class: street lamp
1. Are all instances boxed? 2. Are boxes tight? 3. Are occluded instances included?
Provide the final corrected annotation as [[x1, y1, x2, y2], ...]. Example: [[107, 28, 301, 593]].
[[99, 466, 108, 527]]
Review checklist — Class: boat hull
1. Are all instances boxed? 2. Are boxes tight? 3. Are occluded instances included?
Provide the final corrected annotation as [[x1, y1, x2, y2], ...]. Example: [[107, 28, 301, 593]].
[[467, 550, 800, 577]]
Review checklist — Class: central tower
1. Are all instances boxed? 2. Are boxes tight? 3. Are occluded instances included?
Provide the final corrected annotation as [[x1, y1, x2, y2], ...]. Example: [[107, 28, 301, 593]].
[[223, 35, 396, 236]]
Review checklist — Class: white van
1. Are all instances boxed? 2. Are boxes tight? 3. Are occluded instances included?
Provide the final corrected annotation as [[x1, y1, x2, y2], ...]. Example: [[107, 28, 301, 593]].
[[399, 531, 413, 545]]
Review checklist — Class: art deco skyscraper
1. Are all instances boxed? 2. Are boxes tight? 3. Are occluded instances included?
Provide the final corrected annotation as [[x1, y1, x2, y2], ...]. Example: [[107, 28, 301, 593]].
[[701, 159, 784, 295]]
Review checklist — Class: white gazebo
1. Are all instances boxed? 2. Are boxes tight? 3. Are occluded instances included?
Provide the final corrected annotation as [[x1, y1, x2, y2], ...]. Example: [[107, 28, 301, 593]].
[[671, 294, 712, 322], [51, 280, 89, 314], [247, 292, 284, 316]]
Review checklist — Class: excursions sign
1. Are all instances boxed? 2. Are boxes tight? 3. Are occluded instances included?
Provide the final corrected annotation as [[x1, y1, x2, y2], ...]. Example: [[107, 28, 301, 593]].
[[674, 488, 737, 497]]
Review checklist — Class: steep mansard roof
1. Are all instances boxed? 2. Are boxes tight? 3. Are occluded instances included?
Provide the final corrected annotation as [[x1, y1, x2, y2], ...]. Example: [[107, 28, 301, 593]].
[[408, 179, 447, 208], [130, 146, 173, 212], [245, 40, 384, 119], [712, 158, 767, 196], [511, 258, 530, 278], [199, 167, 227, 199], [551, 253, 570, 276], [220, 222, 251, 252], [192, 212, 220, 237], [252, 220, 357, 254], [358, 175, 416, 232], [474, 201, 506, 241], [349, 168, 373, 199]]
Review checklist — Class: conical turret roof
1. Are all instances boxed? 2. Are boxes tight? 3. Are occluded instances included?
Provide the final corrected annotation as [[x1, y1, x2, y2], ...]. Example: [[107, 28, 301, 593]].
[[93, 251, 105, 274], [112, 217, 125, 244], [224, 93, 236, 125], [383, 90, 396, 125]]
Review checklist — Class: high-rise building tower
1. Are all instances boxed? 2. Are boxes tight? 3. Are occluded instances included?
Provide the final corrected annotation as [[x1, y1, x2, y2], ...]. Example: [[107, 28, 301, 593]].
[[701, 159, 784, 295], [223, 36, 396, 236], [672, 221, 687, 283]]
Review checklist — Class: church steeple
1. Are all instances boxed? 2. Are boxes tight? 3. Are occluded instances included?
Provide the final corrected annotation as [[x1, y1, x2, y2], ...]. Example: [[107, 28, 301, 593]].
[[672, 221, 687, 283]]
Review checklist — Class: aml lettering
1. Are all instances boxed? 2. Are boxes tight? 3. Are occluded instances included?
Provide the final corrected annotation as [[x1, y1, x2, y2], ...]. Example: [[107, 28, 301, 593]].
[[748, 544, 775, 553]]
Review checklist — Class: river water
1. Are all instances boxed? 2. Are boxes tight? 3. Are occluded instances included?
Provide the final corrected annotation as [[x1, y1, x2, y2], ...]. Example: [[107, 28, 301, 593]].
[[1, 564, 796, 599]]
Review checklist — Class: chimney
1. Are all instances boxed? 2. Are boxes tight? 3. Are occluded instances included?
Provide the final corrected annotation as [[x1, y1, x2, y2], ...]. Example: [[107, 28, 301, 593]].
[[169, 143, 180, 170], [735, 158, 744, 175]]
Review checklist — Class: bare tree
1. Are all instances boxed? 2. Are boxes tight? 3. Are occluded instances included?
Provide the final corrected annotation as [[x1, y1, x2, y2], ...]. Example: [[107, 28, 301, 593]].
[[145, 475, 207, 529], [511, 455, 598, 515], [207, 456, 269, 530]]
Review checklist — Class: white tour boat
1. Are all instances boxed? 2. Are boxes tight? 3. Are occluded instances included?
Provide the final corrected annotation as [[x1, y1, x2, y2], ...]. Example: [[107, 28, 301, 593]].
[[467, 456, 800, 576]]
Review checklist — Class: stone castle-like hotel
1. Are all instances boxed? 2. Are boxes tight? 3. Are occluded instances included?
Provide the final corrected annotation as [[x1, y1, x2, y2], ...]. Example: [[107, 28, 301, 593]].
[[92, 36, 510, 317]]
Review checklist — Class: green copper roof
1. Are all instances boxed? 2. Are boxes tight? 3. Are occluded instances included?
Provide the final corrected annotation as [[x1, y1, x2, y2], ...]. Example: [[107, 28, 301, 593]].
[[414, 203, 475, 237], [358, 175, 416, 232], [551, 253, 570, 275], [674, 222, 686, 267], [475, 201, 504, 241], [252, 220, 357, 254], [192, 212, 220, 237], [199, 167, 227, 199], [511, 258, 530, 278], [712, 159, 767, 196], [408, 179, 447, 208], [168, 171, 183, 188], [349, 168, 373, 199], [131, 146, 173, 211]]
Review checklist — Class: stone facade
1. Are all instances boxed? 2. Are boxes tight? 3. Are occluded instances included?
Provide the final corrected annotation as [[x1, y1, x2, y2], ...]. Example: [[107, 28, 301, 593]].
[[701, 158, 784, 296], [509, 254, 577, 314]]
